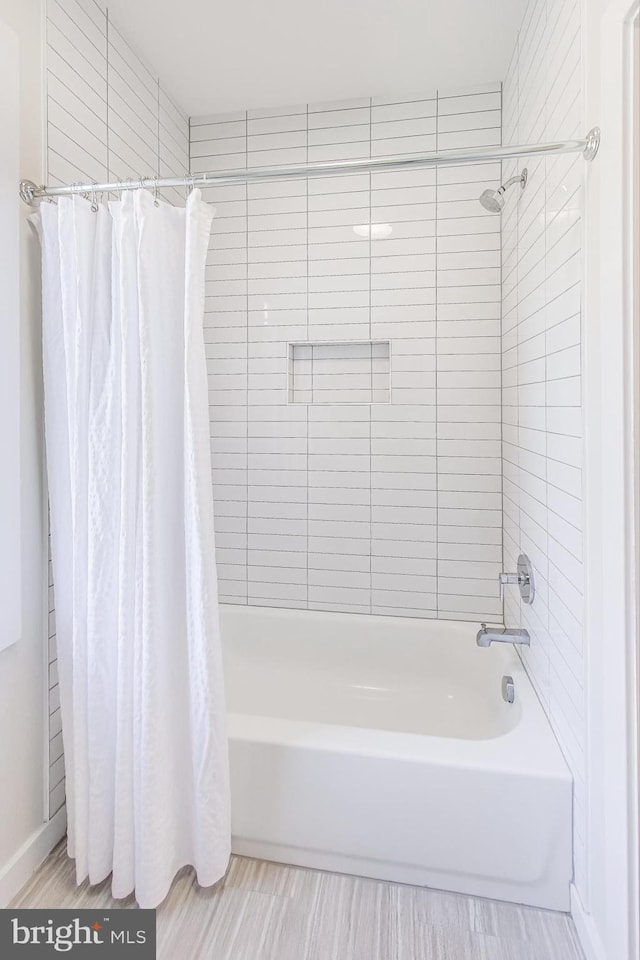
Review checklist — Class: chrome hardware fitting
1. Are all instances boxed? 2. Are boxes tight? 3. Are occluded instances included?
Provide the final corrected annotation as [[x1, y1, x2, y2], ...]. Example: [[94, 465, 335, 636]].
[[19, 179, 41, 206], [502, 675, 515, 704], [498, 553, 535, 605], [583, 126, 600, 162], [18, 130, 602, 206], [476, 624, 531, 648]]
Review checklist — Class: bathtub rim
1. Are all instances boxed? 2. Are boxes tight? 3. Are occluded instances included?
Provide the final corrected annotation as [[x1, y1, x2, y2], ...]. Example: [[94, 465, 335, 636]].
[[222, 603, 572, 784]]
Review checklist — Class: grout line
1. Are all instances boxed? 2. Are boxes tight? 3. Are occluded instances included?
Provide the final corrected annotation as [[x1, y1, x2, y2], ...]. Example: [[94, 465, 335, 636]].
[[46, 20, 107, 100], [499, 76, 504, 625], [45, 7, 50, 185], [245, 109, 249, 605], [306, 104, 310, 609], [49, 0, 106, 59], [190, 122, 502, 153], [189, 96, 500, 129], [543, 31, 549, 624], [104, 58, 159, 129], [435, 89, 439, 618], [369, 96, 373, 615], [157, 78, 161, 178], [107, 16, 161, 95], [105, 8, 109, 183]]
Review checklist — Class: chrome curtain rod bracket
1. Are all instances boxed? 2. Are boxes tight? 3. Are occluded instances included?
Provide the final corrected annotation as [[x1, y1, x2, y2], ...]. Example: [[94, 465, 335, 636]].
[[18, 129, 601, 206], [583, 126, 600, 162], [19, 179, 41, 206]]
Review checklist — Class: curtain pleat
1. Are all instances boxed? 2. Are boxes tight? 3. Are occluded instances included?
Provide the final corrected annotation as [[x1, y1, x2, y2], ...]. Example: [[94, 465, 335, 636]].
[[39, 189, 230, 908]]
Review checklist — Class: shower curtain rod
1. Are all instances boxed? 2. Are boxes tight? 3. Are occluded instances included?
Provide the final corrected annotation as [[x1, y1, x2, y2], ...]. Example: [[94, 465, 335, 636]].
[[19, 127, 600, 205]]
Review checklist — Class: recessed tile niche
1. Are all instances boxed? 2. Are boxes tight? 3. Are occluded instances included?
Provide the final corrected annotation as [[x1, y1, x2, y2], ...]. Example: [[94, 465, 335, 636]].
[[288, 341, 391, 405]]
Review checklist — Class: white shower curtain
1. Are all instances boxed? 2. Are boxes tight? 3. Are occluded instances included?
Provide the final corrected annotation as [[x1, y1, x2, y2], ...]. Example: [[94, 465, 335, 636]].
[[37, 189, 231, 908]]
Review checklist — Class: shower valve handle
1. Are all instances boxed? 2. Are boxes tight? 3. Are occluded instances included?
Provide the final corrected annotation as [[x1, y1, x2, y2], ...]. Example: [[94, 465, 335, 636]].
[[498, 572, 520, 602], [498, 554, 535, 605]]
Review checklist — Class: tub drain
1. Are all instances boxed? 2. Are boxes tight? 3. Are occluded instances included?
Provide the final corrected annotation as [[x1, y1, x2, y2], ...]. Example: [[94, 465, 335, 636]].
[[502, 675, 515, 704]]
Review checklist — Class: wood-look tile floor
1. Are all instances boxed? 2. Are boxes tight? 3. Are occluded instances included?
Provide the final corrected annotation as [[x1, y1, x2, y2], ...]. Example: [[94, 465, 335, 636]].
[[13, 842, 584, 960]]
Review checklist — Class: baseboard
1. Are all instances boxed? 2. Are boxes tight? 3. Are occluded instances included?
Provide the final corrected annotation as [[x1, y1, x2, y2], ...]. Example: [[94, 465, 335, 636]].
[[0, 807, 66, 907], [571, 884, 607, 960]]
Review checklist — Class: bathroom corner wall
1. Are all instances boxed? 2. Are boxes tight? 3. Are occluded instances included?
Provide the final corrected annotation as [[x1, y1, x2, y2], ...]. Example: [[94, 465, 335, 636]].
[[501, 0, 586, 896], [44, 0, 190, 819], [194, 86, 504, 623], [45, 0, 189, 203]]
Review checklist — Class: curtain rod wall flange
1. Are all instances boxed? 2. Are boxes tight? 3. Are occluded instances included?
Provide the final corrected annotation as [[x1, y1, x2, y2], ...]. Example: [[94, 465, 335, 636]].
[[582, 126, 601, 162], [18, 128, 600, 207], [19, 179, 40, 205]]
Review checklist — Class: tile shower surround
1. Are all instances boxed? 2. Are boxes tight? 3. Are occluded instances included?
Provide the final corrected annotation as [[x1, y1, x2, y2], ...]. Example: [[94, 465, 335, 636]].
[[41, 0, 589, 911], [194, 85, 504, 622], [501, 0, 587, 897]]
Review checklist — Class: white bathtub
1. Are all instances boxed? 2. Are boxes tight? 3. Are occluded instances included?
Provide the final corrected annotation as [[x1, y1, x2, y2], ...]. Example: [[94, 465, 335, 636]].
[[221, 604, 572, 910]]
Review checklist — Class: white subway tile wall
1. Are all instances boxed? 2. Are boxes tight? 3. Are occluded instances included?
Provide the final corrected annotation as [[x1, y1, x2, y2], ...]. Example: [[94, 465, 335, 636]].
[[46, 0, 189, 203], [501, 0, 585, 896], [45, 0, 190, 817], [195, 86, 504, 621]]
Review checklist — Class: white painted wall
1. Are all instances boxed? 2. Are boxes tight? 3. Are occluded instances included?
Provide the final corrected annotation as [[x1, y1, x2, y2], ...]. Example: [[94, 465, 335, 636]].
[[0, 0, 65, 907], [582, 2, 640, 958], [0, 18, 21, 657]]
